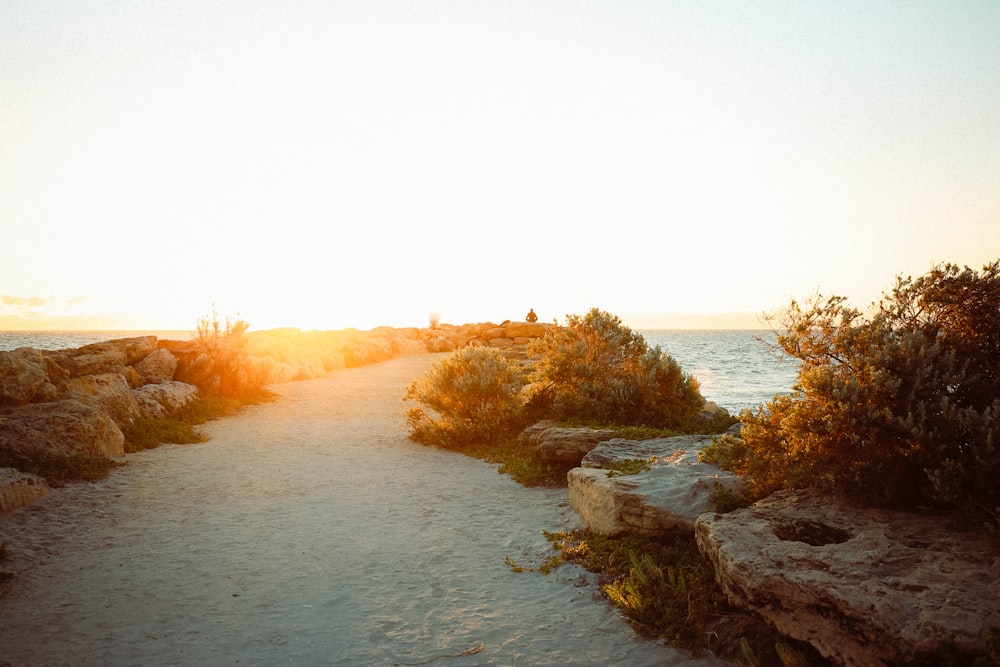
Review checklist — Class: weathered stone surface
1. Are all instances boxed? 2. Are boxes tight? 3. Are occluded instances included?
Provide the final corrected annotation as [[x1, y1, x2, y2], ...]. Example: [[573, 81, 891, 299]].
[[425, 336, 457, 353], [526, 424, 616, 465], [134, 348, 178, 384], [488, 338, 514, 348], [63, 373, 142, 428], [132, 381, 199, 418], [580, 435, 717, 468], [0, 467, 50, 513], [505, 321, 550, 338], [81, 336, 157, 365], [0, 399, 124, 459], [47, 348, 127, 377], [569, 436, 744, 535], [695, 489, 1000, 666], [0, 348, 48, 406]]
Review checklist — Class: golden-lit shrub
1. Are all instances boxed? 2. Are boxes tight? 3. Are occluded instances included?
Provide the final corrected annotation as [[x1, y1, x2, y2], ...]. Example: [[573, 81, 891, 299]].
[[528, 308, 704, 428], [178, 308, 274, 400], [405, 346, 528, 448], [711, 261, 1000, 524]]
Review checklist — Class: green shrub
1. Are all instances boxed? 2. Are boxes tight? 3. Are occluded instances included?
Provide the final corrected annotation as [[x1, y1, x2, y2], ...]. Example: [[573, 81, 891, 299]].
[[405, 346, 528, 448], [528, 309, 704, 429], [720, 261, 1000, 523]]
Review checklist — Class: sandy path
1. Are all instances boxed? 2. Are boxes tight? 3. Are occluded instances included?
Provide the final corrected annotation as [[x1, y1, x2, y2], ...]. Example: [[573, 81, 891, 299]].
[[0, 355, 726, 666]]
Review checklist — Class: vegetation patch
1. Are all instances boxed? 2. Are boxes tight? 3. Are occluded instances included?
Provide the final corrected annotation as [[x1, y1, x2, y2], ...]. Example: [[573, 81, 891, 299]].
[[514, 528, 824, 666], [704, 261, 1000, 528], [606, 457, 656, 477]]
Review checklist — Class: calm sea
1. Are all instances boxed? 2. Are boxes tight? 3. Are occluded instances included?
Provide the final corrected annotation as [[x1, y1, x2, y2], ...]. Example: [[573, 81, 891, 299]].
[[641, 330, 798, 413], [0, 329, 798, 413], [0, 331, 192, 352]]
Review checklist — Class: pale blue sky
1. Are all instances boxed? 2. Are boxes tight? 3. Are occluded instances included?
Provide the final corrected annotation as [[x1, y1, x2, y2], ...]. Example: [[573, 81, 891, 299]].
[[2, 1, 998, 330]]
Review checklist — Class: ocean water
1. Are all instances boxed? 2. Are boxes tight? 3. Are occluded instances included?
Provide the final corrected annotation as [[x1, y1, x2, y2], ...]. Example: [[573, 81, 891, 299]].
[[641, 329, 799, 413], [0, 330, 191, 352], [0, 329, 799, 413]]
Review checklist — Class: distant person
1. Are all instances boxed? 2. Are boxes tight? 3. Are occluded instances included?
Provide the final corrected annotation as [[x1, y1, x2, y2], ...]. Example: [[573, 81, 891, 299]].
[[525, 308, 538, 323]]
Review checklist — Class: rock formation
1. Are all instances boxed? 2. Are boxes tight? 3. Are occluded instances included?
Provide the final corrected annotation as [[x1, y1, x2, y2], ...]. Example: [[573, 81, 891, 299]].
[[695, 489, 1000, 666], [0, 468, 49, 513], [568, 435, 745, 535], [523, 422, 617, 465]]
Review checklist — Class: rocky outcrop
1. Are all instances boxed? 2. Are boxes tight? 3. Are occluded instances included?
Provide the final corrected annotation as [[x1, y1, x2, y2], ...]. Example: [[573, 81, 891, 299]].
[[0, 399, 125, 459], [134, 348, 178, 385], [695, 489, 1000, 666], [63, 373, 143, 428], [132, 381, 199, 419], [568, 435, 745, 535], [523, 422, 616, 465], [0, 468, 50, 513], [0, 347, 49, 406]]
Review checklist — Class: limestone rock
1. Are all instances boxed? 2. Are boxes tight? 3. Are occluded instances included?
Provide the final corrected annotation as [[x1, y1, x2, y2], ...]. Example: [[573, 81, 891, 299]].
[[0, 348, 48, 406], [0, 399, 125, 459], [63, 373, 142, 428], [134, 348, 178, 384], [425, 336, 457, 353], [695, 489, 1000, 666], [569, 436, 744, 535], [82, 336, 157, 365], [526, 424, 616, 465], [580, 435, 717, 468], [0, 468, 50, 513], [488, 338, 514, 348], [505, 321, 550, 339], [132, 381, 199, 418]]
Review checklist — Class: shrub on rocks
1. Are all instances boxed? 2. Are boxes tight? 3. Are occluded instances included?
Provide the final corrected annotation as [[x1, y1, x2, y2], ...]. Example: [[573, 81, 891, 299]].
[[706, 261, 1000, 526]]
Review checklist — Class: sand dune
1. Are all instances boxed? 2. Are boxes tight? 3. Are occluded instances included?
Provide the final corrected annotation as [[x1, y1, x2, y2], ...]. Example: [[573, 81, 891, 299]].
[[0, 354, 726, 666]]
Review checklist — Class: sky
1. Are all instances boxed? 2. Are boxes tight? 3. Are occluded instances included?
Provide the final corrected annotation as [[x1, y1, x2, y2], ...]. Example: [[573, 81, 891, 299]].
[[2, 1, 998, 332]]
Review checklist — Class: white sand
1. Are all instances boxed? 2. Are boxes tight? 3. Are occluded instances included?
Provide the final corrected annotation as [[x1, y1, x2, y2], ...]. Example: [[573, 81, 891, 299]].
[[0, 354, 728, 666]]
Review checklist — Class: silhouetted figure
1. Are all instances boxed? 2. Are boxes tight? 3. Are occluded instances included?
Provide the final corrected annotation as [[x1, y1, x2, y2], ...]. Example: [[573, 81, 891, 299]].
[[526, 308, 538, 323]]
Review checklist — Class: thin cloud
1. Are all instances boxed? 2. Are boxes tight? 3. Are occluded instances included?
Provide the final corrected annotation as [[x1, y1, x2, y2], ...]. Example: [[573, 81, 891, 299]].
[[1, 295, 48, 308]]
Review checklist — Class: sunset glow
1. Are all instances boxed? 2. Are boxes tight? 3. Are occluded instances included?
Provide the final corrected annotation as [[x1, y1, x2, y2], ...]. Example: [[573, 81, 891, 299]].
[[2, 2, 998, 332]]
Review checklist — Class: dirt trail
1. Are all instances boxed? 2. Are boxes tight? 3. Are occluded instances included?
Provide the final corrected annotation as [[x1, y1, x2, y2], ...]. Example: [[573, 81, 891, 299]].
[[0, 354, 725, 666]]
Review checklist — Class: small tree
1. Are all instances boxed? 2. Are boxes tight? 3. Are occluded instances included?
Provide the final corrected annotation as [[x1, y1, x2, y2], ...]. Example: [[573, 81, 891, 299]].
[[406, 346, 528, 448], [528, 308, 704, 428], [715, 261, 1000, 524]]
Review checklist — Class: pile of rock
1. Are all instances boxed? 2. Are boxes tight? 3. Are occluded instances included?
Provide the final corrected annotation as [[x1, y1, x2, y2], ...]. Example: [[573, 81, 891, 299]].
[[0, 336, 199, 509], [539, 421, 1000, 665], [418, 320, 554, 355]]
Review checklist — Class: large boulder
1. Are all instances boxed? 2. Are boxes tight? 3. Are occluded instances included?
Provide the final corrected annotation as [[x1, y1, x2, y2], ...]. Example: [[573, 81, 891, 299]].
[[0, 399, 125, 459], [62, 373, 143, 428], [695, 489, 1000, 666], [0, 348, 48, 406], [132, 381, 199, 419], [569, 436, 745, 535], [505, 321, 550, 339], [134, 347, 178, 384], [0, 468, 50, 513], [524, 423, 616, 465]]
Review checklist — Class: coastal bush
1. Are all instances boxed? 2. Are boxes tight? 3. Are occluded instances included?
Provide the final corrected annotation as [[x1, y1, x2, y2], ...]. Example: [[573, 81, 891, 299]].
[[179, 308, 274, 401], [405, 346, 528, 448], [706, 261, 1000, 523], [527, 309, 704, 429]]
